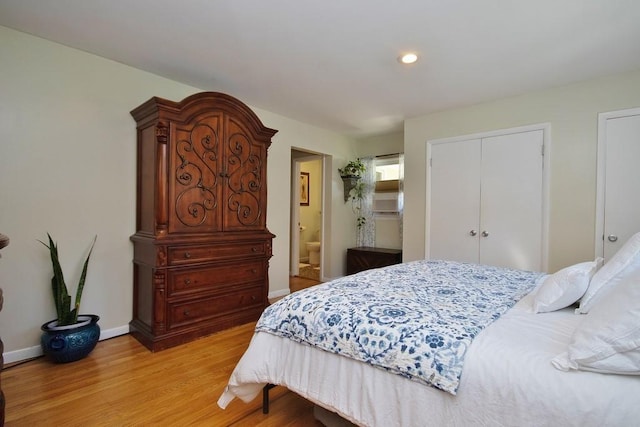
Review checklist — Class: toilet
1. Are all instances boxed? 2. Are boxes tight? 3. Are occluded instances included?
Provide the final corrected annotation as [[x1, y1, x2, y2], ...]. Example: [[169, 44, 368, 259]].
[[306, 241, 321, 266]]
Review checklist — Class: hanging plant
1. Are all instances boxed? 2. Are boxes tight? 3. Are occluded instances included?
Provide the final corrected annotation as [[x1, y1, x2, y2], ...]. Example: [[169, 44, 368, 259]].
[[338, 159, 366, 178], [350, 181, 366, 229], [339, 158, 370, 244]]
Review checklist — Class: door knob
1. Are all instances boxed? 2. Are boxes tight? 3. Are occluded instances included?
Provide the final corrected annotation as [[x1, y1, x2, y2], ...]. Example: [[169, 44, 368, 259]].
[[481, 231, 489, 237], [608, 235, 618, 242], [469, 230, 477, 236]]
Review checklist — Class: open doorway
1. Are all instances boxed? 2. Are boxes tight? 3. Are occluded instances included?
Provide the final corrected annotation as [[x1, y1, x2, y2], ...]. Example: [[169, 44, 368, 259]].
[[290, 149, 326, 282]]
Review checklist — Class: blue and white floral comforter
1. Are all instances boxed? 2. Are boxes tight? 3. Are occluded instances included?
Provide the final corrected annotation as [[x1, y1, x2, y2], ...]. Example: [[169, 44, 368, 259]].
[[256, 259, 544, 395]]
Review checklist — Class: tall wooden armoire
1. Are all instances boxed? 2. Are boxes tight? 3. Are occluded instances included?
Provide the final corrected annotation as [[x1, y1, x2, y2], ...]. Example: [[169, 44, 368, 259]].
[[130, 92, 277, 351]]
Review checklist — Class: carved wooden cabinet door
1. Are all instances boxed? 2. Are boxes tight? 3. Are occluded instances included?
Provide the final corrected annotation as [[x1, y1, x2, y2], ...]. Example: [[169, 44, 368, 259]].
[[222, 116, 267, 232], [169, 113, 224, 234], [167, 113, 269, 234]]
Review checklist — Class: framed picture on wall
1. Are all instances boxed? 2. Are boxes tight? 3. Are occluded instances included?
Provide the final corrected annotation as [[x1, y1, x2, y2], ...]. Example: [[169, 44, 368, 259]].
[[300, 172, 310, 206]]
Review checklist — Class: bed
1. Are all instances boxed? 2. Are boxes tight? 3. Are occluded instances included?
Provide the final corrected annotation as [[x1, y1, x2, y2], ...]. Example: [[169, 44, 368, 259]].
[[218, 241, 640, 426]]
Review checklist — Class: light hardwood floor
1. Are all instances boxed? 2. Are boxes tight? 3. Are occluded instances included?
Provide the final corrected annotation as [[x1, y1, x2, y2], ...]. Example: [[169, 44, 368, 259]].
[[3, 277, 324, 427], [289, 275, 321, 294]]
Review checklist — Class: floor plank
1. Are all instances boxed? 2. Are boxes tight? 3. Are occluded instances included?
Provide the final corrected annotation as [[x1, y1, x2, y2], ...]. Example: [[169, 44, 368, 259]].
[[289, 275, 322, 293]]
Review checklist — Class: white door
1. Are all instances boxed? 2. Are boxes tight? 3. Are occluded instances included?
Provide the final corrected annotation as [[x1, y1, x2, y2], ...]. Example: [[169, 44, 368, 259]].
[[429, 139, 481, 263], [480, 131, 543, 270], [427, 128, 545, 271], [598, 110, 640, 260]]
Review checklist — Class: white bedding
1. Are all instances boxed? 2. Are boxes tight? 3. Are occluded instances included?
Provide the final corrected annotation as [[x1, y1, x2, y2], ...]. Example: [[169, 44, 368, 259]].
[[218, 291, 640, 426]]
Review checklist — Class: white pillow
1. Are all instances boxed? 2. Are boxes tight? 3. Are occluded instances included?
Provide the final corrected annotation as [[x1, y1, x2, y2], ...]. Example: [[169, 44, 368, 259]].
[[532, 259, 602, 313], [552, 268, 640, 375], [577, 231, 640, 314]]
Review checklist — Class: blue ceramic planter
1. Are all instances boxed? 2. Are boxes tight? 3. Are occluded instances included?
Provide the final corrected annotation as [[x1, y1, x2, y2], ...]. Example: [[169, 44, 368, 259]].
[[40, 315, 100, 363]]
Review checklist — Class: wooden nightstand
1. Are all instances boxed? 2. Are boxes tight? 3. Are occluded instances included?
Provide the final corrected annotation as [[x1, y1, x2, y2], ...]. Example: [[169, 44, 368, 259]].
[[346, 246, 402, 275]]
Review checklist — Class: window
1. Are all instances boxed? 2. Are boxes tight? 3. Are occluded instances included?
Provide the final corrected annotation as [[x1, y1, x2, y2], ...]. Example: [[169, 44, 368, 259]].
[[373, 154, 402, 215], [376, 162, 400, 181]]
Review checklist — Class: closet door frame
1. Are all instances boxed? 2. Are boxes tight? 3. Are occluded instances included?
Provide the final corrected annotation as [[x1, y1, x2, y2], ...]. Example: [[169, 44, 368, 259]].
[[595, 107, 640, 259], [425, 123, 551, 272]]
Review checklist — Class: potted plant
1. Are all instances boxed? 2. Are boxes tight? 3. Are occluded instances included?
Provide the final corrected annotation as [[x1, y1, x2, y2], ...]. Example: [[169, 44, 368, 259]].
[[39, 233, 100, 363], [349, 181, 367, 230], [338, 160, 369, 244], [338, 159, 366, 178], [339, 159, 366, 202]]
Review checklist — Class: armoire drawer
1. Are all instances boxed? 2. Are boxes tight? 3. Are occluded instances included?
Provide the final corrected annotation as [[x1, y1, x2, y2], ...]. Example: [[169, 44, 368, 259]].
[[167, 242, 267, 265], [167, 260, 265, 297], [167, 285, 264, 329]]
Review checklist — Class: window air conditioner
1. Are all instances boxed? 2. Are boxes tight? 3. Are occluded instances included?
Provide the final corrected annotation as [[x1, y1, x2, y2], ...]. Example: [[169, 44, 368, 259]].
[[373, 192, 401, 213]]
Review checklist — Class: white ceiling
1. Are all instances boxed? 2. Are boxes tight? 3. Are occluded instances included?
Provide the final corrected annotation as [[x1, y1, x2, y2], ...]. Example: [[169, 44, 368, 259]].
[[1, 0, 640, 137]]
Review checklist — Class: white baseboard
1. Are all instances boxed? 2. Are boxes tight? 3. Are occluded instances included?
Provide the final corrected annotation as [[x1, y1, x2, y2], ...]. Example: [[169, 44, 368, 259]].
[[3, 345, 41, 365], [101, 324, 130, 340], [3, 324, 130, 364], [268, 288, 290, 300]]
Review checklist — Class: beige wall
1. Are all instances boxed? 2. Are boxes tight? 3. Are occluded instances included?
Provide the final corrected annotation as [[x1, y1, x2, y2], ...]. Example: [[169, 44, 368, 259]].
[[403, 70, 640, 272], [355, 130, 404, 158], [0, 26, 357, 361]]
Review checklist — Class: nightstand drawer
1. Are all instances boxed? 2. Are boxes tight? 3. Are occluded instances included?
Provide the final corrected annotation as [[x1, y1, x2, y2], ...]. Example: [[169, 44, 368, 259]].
[[167, 242, 267, 265], [167, 260, 265, 297], [167, 285, 264, 329]]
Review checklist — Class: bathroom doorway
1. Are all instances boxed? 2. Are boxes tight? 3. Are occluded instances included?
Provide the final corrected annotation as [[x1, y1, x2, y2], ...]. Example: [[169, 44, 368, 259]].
[[290, 149, 326, 281]]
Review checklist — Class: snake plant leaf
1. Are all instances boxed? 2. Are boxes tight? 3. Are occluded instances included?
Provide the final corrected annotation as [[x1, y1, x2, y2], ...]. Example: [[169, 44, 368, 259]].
[[40, 234, 97, 326], [73, 235, 96, 322]]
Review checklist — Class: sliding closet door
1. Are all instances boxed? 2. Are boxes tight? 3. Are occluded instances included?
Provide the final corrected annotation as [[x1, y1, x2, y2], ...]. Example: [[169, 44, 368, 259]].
[[428, 139, 481, 263], [480, 130, 543, 271]]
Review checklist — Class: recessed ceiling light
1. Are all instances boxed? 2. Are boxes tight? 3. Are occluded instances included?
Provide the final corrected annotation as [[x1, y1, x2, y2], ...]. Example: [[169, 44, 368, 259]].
[[399, 53, 418, 64]]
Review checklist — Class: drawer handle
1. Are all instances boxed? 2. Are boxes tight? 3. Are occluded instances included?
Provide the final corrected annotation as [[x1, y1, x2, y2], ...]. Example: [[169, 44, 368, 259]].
[[251, 296, 257, 301], [184, 252, 191, 259], [252, 247, 258, 252], [183, 310, 190, 316], [184, 278, 191, 285], [251, 268, 257, 274]]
